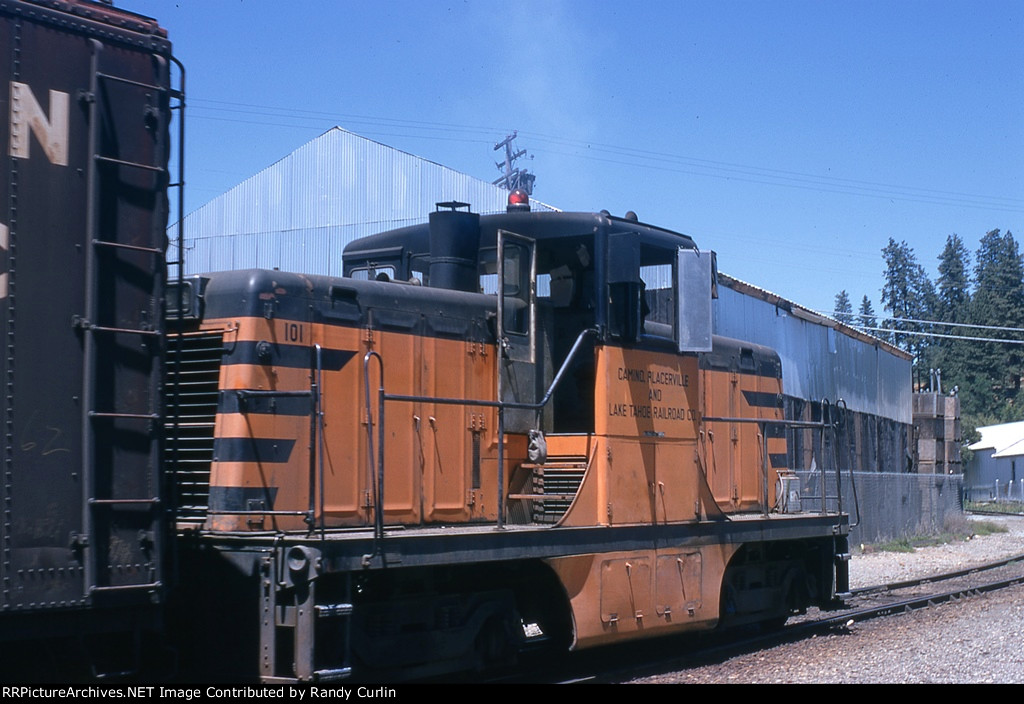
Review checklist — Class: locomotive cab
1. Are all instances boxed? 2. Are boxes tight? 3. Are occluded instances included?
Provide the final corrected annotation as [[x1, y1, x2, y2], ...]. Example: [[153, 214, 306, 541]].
[[342, 202, 716, 430]]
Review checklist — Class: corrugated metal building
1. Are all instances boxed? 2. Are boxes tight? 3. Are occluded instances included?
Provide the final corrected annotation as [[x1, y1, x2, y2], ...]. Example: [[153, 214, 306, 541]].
[[715, 274, 911, 424], [181, 127, 555, 277], [713, 274, 913, 473]]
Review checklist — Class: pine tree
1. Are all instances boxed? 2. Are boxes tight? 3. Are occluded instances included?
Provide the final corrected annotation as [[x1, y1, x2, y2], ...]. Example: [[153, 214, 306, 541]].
[[858, 295, 877, 331], [933, 234, 972, 392], [937, 234, 971, 322], [968, 229, 1024, 418], [881, 238, 937, 378], [834, 290, 853, 325]]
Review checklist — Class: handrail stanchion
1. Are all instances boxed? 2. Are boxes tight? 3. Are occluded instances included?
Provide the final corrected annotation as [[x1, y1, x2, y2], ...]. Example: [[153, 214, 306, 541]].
[[315, 344, 326, 538], [836, 399, 860, 527], [363, 351, 385, 558], [820, 400, 828, 515], [497, 405, 505, 530], [760, 422, 768, 517]]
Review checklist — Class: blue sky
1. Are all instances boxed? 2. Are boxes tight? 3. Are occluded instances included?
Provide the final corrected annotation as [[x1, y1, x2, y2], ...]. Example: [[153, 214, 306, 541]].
[[139, 0, 1023, 317]]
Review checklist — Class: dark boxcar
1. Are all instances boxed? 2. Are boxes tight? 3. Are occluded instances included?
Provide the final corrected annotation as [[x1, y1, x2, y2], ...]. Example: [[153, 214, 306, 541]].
[[0, 0, 172, 668]]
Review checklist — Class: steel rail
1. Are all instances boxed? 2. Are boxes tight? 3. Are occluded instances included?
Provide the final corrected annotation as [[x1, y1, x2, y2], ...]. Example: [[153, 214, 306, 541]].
[[847, 551, 1024, 597]]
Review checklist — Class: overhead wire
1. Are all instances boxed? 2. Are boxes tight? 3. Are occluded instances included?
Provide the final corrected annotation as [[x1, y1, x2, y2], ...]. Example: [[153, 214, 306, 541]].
[[185, 97, 1024, 214], [182, 96, 1024, 303], [853, 326, 1024, 345], [823, 308, 1024, 349], [825, 312, 1024, 335]]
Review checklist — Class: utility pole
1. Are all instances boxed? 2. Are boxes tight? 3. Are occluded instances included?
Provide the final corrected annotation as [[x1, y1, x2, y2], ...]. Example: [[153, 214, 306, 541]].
[[493, 131, 536, 195]]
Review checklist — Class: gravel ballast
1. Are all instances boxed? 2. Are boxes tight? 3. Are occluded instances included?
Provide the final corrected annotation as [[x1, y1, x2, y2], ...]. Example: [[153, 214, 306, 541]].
[[632, 513, 1024, 684]]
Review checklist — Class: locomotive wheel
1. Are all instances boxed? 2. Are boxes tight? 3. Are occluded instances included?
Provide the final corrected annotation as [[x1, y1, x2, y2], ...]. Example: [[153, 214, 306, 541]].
[[475, 613, 518, 669]]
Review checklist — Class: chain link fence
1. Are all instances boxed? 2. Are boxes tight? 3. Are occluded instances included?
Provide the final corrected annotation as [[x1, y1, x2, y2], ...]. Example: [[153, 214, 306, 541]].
[[796, 470, 963, 546], [965, 480, 1024, 503]]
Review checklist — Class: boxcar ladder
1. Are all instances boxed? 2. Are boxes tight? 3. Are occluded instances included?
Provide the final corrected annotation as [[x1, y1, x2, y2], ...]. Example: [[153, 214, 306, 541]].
[[77, 38, 181, 605]]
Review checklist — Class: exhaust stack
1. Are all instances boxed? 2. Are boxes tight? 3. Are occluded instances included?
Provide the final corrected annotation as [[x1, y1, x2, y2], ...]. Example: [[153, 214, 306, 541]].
[[428, 201, 480, 292]]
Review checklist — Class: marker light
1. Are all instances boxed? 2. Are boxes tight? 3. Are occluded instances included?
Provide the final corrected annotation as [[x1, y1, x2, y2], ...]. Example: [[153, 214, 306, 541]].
[[507, 189, 531, 212]]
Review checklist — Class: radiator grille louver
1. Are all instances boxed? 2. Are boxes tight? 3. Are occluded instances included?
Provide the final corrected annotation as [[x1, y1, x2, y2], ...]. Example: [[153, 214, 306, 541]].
[[166, 332, 223, 528]]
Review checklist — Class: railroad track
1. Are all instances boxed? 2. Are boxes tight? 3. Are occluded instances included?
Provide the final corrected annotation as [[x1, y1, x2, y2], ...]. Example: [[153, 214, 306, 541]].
[[492, 553, 1024, 684], [965, 508, 1024, 518], [847, 551, 1024, 599], [783, 552, 1024, 637]]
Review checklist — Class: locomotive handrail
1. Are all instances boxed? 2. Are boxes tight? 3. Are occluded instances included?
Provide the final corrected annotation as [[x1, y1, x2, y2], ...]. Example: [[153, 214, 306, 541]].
[[701, 416, 831, 428], [818, 397, 856, 519], [822, 399, 837, 515], [217, 387, 321, 530], [96, 70, 168, 92], [834, 398, 861, 528], [235, 390, 314, 397], [705, 415, 828, 517], [365, 327, 599, 534], [224, 352, 324, 536], [363, 350, 386, 558], [206, 509, 309, 516], [702, 407, 844, 516], [381, 327, 599, 412]]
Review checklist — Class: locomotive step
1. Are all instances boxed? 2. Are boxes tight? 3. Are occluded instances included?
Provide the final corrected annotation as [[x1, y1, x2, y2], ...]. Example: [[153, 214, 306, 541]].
[[507, 493, 578, 501], [519, 462, 587, 471]]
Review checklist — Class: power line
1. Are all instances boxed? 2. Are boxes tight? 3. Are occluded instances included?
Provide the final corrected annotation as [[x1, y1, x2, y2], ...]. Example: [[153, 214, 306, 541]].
[[524, 136, 1024, 211], [523, 143, 1024, 214], [185, 97, 1024, 214], [855, 325, 1024, 346], [824, 311, 1024, 335]]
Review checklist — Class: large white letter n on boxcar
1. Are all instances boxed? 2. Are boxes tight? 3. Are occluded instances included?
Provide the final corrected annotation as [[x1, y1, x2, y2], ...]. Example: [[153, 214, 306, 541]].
[[9, 81, 69, 166]]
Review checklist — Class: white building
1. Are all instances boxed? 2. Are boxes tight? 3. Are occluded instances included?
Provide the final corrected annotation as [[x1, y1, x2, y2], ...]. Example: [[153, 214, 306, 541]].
[[967, 421, 1024, 499]]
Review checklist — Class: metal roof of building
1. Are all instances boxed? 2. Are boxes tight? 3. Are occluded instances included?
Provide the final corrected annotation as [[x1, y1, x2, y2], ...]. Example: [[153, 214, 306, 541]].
[[718, 273, 908, 360], [714, 273, 913, 424], [180, 126, 555, 277], [971, 421, 1024, 456]]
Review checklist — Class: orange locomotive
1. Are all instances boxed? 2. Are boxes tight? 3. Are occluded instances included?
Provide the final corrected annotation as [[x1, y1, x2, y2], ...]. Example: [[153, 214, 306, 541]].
[[168, 197, 849, 681]]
